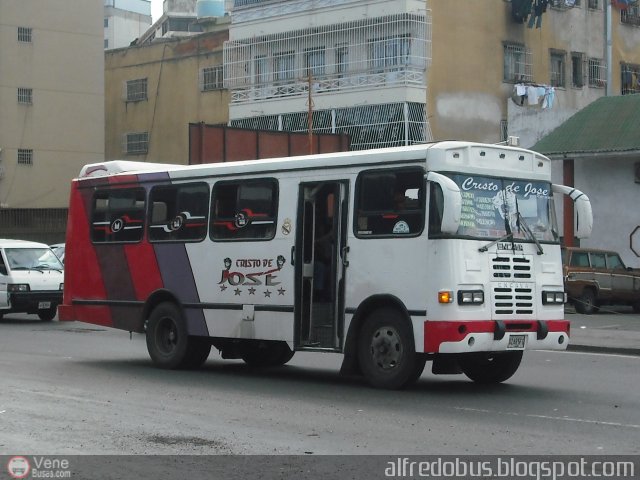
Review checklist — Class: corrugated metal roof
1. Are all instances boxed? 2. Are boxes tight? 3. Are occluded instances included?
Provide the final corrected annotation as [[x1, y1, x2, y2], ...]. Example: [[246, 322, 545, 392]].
[[532, 94, 640, 156]]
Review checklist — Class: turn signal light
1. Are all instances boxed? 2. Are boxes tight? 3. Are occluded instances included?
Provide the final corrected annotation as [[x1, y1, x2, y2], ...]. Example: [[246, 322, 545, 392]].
[[438, 290, 454, 304]]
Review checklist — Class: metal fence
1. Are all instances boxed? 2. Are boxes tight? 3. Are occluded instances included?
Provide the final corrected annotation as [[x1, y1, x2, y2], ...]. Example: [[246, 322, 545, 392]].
[[0, 208, 68, 245]]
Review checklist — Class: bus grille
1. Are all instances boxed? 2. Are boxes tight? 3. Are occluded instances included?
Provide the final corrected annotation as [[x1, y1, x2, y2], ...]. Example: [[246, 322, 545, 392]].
[[491, 256, 532, 279], [493, 285, 534, 315]]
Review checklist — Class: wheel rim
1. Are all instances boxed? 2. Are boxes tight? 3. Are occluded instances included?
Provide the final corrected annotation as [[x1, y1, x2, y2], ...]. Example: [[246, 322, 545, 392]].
[[155, 316, 179, 355], [369, 326, 403, 370]]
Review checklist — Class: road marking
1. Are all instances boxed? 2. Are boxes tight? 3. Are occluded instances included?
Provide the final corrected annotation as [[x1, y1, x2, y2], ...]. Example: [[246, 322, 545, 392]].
[[12, 388, 111, 406], [546, 350, 640, 360], [453, 406, 640, 430]]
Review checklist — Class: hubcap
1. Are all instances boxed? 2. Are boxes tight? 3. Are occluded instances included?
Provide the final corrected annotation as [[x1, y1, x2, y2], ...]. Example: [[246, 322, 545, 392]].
[[370, 326, 402, 370]]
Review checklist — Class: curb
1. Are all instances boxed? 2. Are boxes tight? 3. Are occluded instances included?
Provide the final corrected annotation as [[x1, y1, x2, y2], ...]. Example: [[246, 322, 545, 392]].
[[567, 344, 640, 357]]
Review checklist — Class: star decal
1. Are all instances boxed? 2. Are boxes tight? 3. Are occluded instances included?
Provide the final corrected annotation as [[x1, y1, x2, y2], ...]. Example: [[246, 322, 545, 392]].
[[234, 288, 242, 296], [277, 287, 286, 295], [220, 284, 227, 291], [264, 290, 272, 297], [248, 287, 256, 295]]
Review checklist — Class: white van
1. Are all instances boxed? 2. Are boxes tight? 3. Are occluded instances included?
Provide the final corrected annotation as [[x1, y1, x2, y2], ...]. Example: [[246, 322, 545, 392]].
[[0, 239, 64, 321]]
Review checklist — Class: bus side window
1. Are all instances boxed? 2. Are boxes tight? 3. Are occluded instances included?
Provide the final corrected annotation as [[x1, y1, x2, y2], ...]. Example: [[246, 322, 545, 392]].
[[211, 179, 278, 241], [149, 183, 209, 242], [91, 188, 145, 243], [0, 253, 7, 275], [355, 168, 424, 237]]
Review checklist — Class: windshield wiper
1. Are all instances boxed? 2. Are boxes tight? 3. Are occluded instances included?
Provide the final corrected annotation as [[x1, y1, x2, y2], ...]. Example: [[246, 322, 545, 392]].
[[516, 212, 544, 255], [479, 190, 515, 253], [34, 264, 63, 273], [478, 232, 514, 253]]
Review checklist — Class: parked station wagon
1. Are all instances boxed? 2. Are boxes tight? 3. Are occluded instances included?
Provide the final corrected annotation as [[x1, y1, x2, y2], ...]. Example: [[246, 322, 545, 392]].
[[562, 247, 640, 314]]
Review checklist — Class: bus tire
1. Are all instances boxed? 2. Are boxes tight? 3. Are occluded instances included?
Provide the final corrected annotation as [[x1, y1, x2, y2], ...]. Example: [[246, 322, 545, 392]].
[[38, 307, 57, 322], [146, 302, 194, 369], [241, 341, 294, 367], [357, 308, 419, 389], [458, 351, 523, 384], [183, 337, 212, 369]]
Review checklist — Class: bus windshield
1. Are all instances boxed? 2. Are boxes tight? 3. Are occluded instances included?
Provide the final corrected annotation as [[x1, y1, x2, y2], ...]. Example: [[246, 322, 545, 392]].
[[445, 173, 559, 243]]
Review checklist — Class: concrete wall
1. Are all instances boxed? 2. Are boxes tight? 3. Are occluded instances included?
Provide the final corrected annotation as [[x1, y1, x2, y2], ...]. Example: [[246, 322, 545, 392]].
[[0, 0, 104, 209]]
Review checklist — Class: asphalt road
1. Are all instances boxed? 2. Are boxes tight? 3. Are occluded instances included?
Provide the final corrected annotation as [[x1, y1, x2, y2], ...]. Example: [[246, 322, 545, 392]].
[[1, 314, 639, 458]]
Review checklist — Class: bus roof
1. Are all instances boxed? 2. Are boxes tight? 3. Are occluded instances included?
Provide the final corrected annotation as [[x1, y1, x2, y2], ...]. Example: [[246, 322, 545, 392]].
[[77, 142, 550, 182]]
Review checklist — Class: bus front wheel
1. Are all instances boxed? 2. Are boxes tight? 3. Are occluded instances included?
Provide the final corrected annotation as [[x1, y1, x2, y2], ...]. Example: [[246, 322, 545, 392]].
[[458, 351, 523, 384], [357, 308, 424, 389], [146, 302, 210, 369]]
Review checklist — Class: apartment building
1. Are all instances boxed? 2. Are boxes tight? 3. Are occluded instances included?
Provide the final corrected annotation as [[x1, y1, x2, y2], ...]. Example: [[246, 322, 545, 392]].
[[0, 0, 104, 242], [105, 16, 230, 162], [222, 0, 640, 150], [104, 0, 152, 50]]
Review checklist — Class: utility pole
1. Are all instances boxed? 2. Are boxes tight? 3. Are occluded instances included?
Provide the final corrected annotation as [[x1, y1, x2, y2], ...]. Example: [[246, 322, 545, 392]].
[[307, 73, 314, 155], [606, 0, 613, 96]]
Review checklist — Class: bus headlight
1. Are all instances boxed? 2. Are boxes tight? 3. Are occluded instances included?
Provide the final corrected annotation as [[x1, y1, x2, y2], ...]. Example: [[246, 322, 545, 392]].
[[8, 284, 30, 292], [457, 290, 484, 305], [542, 291, 566, 304]]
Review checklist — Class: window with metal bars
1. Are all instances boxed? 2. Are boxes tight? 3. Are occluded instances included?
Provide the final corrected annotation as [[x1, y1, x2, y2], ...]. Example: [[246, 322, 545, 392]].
[[17, 149, 33, 165], [369, 35, 410, 73], [550, 50, 566, 88], [503, 43, 532, 83], [17, 27, 32, 43], [17, 88, 33, 105], [587, 0, 599, 9], [201, 66, 224, 91], [126, 78, 148, 102], [621, 4, 640, 26], [571, 52, 585, 88], [305, 47, 326, 78], [621, 63, 640, 95], [124, 132, 149, 155], [588, 58, 605, 87]]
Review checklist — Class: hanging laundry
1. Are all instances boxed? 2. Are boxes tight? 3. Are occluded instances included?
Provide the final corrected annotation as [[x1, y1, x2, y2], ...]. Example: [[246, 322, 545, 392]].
[[565, 0, 576, 6], [512, 0, 534, 23], [612, 0, 634, 10], [526, 85, 539, 105], [515, 83, 528, 105], [542, 87, 556, 109], [528, 0, 548, 29]]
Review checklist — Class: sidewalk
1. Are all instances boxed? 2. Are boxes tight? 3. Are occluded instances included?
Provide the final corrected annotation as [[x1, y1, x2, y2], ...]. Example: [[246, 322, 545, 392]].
[[565, 306, 640, 356]]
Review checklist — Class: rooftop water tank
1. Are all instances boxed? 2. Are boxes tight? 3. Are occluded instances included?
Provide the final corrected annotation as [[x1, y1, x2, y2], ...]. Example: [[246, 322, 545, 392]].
[[196, 0, 225, 18]]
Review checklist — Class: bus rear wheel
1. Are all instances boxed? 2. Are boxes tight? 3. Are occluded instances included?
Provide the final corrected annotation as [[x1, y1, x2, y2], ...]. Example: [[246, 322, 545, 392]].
[[146, 302, 210, 369], [357, 308, 424, 389], [458, 351, 523, 384], [241, 341, 294, 367]]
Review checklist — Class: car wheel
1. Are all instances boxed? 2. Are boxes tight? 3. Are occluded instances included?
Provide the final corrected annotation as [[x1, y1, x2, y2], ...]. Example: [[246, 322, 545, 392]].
[[38, 307, 57, 322], [575, 289, 597, 314], [241, 341, 294, 367], [458, 351, 523, 384], [357, 308, 421, 389]]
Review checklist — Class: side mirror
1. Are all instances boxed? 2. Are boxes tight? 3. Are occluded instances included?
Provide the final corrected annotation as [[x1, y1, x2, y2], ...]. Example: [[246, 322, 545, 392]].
[[552, 184, 593, 239], [426, 172, 461, 235]]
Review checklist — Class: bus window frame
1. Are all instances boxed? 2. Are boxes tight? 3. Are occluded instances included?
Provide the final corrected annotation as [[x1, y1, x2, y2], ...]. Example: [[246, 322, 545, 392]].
[[209, 177, 279, 242], [353, 166, 426, 240], [90, 187, 146, 244]]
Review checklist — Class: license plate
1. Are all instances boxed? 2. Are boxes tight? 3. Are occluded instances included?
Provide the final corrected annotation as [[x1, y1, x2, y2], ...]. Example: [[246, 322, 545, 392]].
[[38, 301, 51, 309], [507, 334, 526, 350]]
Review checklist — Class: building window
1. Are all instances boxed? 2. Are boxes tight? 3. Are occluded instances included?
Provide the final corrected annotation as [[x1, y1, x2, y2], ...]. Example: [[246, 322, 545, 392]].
[[254, 55, 268, 85], [104, 39, 109, 49], [621, 4, 640, 26], [369, 36, 410, 73], [124, 132, 149, 155], [621, 63, 640, 95], [571, 52, 585, 88], [550, 50, 566, 88], [335, 44, 349, 76], [500, 120, 508, 142], [503, 43, 532, 83], [587, 0, 599, 9], [17, 88, 33, 105], [104, 18, 109, 28], [126, 78, 148, 102], [201, 66, 224, 91], [588, 58, 605, 87], [149, 183, 209, 242], [274, 51, 295, 82], [17, 27, 32, 43], [304, 47, 326, 78], [550, 0, 581, 7], [211, 179, 278, 241], [17, 149, 33, 165]]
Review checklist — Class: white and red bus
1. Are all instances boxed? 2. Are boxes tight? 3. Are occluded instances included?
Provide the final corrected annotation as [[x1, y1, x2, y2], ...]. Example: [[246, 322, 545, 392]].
[[59, 142, 592, 389]]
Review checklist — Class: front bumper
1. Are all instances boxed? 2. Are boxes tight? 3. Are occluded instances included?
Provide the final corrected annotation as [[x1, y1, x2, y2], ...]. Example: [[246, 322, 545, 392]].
[[7, 291, 63, 314], [424, 319, 570, 354]]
